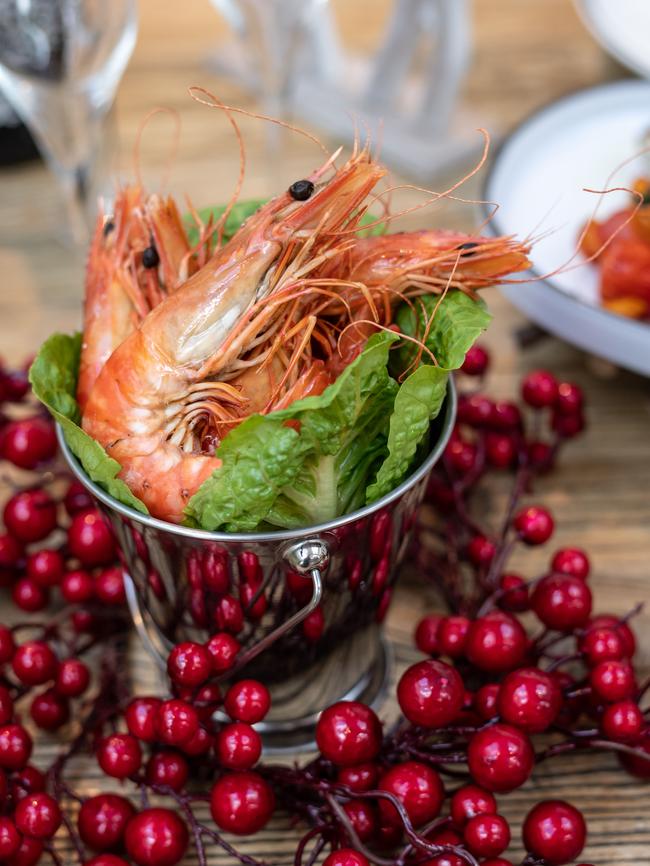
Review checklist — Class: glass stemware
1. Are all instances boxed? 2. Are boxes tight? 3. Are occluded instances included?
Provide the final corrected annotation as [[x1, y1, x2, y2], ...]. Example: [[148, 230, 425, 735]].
[[0, 0, 138, 244]]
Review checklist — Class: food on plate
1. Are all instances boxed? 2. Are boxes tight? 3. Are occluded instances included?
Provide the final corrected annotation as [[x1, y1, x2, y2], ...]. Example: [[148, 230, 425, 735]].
[[579, 178, 650, 319], [31, 140, 530, 530]]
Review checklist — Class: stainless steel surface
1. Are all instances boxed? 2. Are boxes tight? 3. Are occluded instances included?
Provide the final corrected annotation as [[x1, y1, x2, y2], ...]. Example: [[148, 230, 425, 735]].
[[58, 380, 456, 747]]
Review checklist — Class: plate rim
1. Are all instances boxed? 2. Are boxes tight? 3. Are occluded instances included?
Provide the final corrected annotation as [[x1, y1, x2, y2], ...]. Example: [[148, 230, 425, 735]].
[[574, 0, 650, 80]]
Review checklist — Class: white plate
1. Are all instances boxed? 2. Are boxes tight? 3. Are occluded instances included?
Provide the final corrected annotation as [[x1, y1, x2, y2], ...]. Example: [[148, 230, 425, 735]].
[[484, 79, 650, 377], [576, 0, 650, 79]]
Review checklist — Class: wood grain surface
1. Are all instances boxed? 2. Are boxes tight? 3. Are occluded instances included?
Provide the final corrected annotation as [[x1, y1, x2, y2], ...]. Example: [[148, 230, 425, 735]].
[[0, 1, 649, 863]]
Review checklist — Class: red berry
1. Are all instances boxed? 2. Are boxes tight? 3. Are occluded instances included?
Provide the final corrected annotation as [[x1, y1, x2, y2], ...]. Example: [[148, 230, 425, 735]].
[[12, 641, 57, 686], [15, 792, 61, 839], [587, 615, 636, 658], [522, 370, 558, 408], [437, 616, 470, 658], [67, 511, 115, 567], [555, 381, 583, 415], [474, 684, 500, 720], [216, 722, 262, 770], [315, 701, 382, 767], [0, 626, 15, 665], [181, 725, 213, 757], [167, 642, 212, 688], [618, 732, 650, 778], [0, 724, 32, 770], [459, 394, 494, 428], [4, 836, 43, 866], [205, 632, 240, 673], [552, 410, 585, 438], [450, 784, 497, 826], [25, 549, 64, 588], [78, 794, 135, 851], [97, 734, 142, 779], [213, 594, 244, 634], [445, 439, 478, 475], [55, 659, 90, 697], [498, 573, 529, 612], [513, 505, 554, 545], [61, 569, 95, 604], [85, 856, 130, 866], [72, 609, 96, 633], [463, 813, 510, 858], [414, 615, 441, 655], [551, 547, 590, 580], [63, 480, 94, 516], [531, 574, 592, 631], [579, 627, 624, 666], [124, 808, 188, 866], [465, 611, 527, 672], [601, 700, 643, 742], [12, 579, 49, 613], [490, 400, 522, 432], [378, 761, 444, 828], [467, 535, 496, 567], [125, 697, 161, 742], [145, 752, 189, 792], [337, 763, 378, 793], [522, 800, 586, 865], [322, 850, 369, 866], [210, 771, 275, 835], [239, 580, 267, 621], [590, 660, 636, 703], [94, 567, 126, 606], [342, 799, 377, 842], [461, 344, 489, 376], [498, 667, 561, 733], [193, 683, 222, 722], [10, 765, 44, 800], [480, 861, 514, 866], [302, 605, 325, 642], [467, 724, 534, 792], [0, 817, 20, 858], [485, 433, 516, 469], [527, 440, 554, 471], [201, 549, 229, 593], [223, 680, 270, 725], [30, 689, 69, 731], [3, 490, 57, 544], [156, 700, 199, 747], [0, 685, 12, 726], [2, 418, 57, 469], [0, 534, 23, 569], [397, 660, 464, 728]]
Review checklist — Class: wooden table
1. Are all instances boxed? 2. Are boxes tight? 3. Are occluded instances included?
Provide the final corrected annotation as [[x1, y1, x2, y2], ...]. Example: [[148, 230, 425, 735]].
[[0, 1, 648, 863]]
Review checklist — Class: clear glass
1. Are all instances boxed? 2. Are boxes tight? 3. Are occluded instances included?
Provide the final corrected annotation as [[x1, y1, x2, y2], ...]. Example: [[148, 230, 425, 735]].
[[0, 0, 138, 244]]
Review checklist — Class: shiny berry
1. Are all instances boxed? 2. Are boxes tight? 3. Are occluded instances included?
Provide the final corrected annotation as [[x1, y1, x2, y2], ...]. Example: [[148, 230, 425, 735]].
[[459, 394, 493, 427], [192, 683, 222, 722], [25, 549, 64, 588], [0, 724, 32, 770], [601, 700, 643, 742], [125, 697, 161, 742], [10, 765, 44, 799], [414, 615, 441, 655], [206, 632, 240, 673], [485, 433, 516, 469], [2, 418, 57, 469], [94, 567, 126, 606], [522, 800, 586, 865], [498, 667, 561, 733], [30, 689, 69, 730], [55, 658, 90, 697], [0, 817, 20, 858], [3, 490, 57, 543], [450, 784, 497, 826], [315, 701, 382, 766], [181, 725, 213, 757], [85, 855, 130, 866], [97, 734, 142, 779], [337, 763, 378, 793], [0, 533, 23, 571], [397, 660, 464, 728], [437, 616, 470, 658], [63, 480, 94, 516], [224, 680, 270, 725], [61, 569, 95, 603], [4, 836, 43, 866], [467, 724, 534, 792], [587, 615, 635, 657], [490, 400, 522, 431], [145, 752, 189, 792], [531, 574, 592, 630], [521, 370, 558, 408], [156, 700, 199, 746], [514, 506, 554, 545], [446, 439, 478, 474], [499, 573, 529, 612], [462, 344, 489, 376], [210, 771, 275, 835], [590, 660, 635, 702], [474, 683, 500, 720], [216, 722, 262, 770], [239, 580, 267, 620], [78, 794, 135, 851], [303, 605, 325, 642], [378, 761, 444, 828], [465, 611, 527, 672], [580, 627, 624, 665], [467, 535, 496, 567], [464, 813, 510, 857], [12, 579, 49, 613], [0, 626, 15, 665], [67, 511, 115, 567], [322, 850, 369, 866], [213, 594, 244, 634], [124, 808, 189, 866], [167, 642, 212, 688], [15, 792, 61, 839], [555, 381, 583, 415], [342, 799, 377, 842], [12, 641, 57, 686], [551, 547, 590, 580]]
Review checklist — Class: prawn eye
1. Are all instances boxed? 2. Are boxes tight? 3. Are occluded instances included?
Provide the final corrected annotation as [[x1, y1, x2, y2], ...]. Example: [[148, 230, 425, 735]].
[[289, 179, 314, 201], [142, 245, 160, 268], [456, 241, 479, 256], [103, 219, 115, 237]]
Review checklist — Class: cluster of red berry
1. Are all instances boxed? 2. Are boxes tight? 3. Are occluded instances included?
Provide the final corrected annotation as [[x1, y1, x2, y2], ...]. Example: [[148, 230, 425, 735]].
[[0, 351, 645, 866]]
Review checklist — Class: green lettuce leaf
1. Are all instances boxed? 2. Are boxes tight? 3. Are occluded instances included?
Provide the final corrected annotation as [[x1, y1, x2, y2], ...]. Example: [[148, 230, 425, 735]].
[[29, 333, 148, 514]]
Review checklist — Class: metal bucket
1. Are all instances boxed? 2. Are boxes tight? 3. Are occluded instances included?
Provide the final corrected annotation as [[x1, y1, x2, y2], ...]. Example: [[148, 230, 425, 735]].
[[58, 382, 456, 750]]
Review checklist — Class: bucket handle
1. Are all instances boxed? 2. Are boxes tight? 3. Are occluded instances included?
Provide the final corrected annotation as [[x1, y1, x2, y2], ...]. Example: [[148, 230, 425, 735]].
[[124, 537, 328, 677]]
